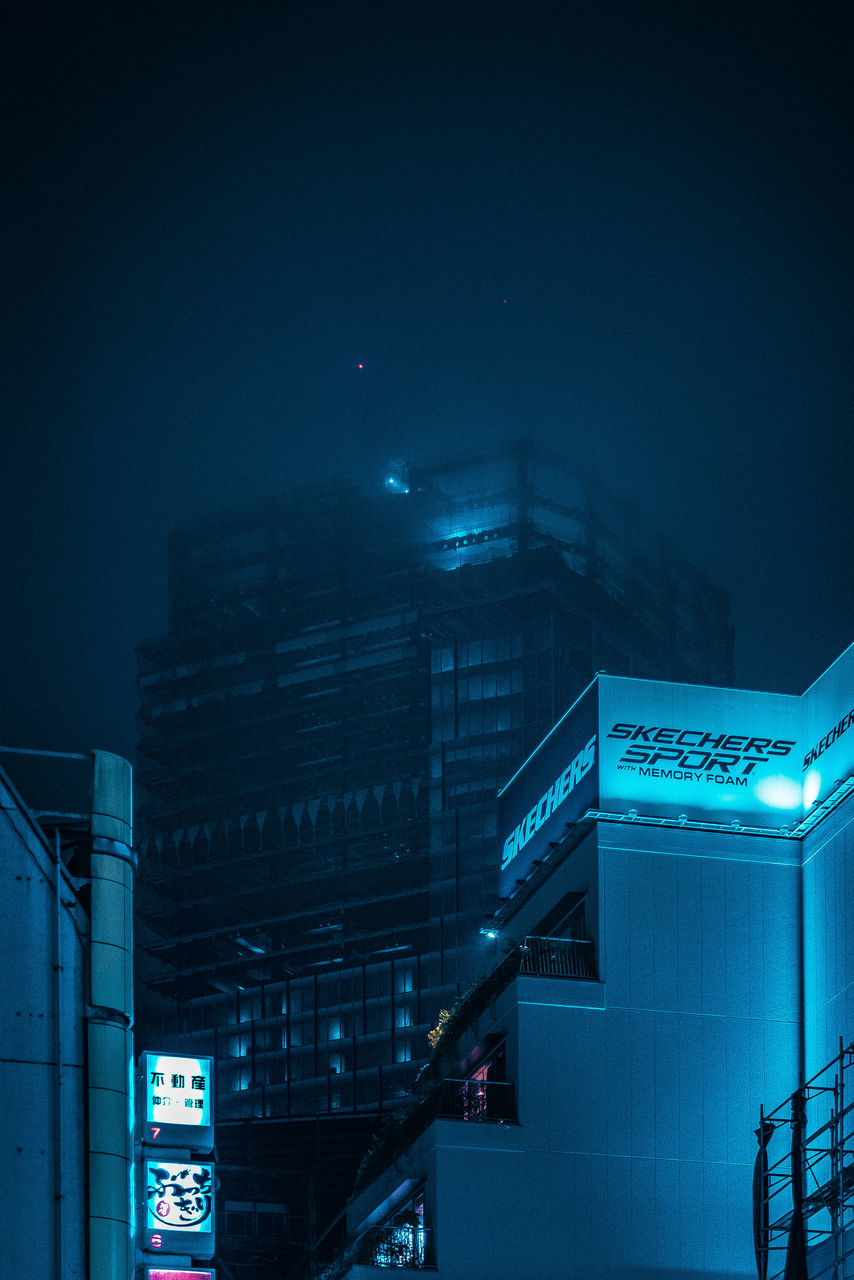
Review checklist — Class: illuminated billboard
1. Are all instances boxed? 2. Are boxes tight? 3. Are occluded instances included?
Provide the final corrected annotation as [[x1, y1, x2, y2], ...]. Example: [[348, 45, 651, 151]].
[[598, 676, 803, 826], [141, 1052, 214, 1151], [498, 644, 854, 892], [144, 1161, 215, 1258], [801, 641, 854, 815], [146, 1271, 215, 1280], [498, 684, 598, 898]]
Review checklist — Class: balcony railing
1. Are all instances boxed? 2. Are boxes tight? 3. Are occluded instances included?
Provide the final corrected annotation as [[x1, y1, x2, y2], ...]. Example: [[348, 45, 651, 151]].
[[438, 1077, 517, 1123], [356, 1224, 433, 1269], [520, 935, 597, 979]]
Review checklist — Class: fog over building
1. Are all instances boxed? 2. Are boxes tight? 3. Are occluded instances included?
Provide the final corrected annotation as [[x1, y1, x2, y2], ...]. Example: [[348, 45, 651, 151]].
[[134, 441, 734, 1275]]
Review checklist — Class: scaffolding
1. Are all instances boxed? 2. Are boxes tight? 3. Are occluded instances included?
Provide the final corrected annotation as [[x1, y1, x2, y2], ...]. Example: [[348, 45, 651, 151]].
[[755, 1039, 854, 1280]]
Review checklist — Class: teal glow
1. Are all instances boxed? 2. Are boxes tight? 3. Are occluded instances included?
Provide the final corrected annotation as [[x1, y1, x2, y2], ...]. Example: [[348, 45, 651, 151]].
[[803, 768, 822, 810], [753, 773, 802, 811]]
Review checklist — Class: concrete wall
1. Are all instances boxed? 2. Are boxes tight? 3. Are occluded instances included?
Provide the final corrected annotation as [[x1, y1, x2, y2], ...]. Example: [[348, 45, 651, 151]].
[[507, 823, 800, 1279], [802, 802, 854, 1078], [350, 820, 803, 1279], [0, 773, 88, 1279]]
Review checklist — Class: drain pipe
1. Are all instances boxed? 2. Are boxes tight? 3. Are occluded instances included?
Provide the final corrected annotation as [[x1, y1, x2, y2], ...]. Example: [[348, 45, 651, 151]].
[[54, 826, 65, 1280], [87, 751, 135, 1280]]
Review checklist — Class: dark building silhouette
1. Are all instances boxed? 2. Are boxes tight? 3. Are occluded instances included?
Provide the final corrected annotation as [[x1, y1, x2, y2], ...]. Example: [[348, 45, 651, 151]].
[[135, 441, 733, 1276]]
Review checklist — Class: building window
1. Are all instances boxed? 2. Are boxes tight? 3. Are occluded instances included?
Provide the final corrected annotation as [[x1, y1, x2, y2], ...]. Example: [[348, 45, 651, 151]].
[[224, 1201, 287, 1240], [231, 1067, 251, 1092], [395, 966, 414, 994], [396, 1038, 412, 1063], [239, 992, 260, 1022], [256, 1208, 286, 1238], [461, 1062, 490, 1120], [225, 1209, 254, 1236]]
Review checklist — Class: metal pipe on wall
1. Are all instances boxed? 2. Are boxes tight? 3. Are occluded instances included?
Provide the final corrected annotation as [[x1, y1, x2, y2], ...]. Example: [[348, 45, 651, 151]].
[[87, 751, 135, 1280], [54, 827, 65, 1280]]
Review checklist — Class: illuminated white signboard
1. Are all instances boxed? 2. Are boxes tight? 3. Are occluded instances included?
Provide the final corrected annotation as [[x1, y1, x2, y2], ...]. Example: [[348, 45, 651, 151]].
[[141, 1051, 214, 1151], [144, 1054, 211, 1126], [146, 1161, 213, 1232], [146, 1270, 215, 1280], [144, 1160, 215, 1258]]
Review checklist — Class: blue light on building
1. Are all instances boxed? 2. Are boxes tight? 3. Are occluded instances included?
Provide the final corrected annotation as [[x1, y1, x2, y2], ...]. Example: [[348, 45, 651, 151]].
[[331, 640, 854, 1280]]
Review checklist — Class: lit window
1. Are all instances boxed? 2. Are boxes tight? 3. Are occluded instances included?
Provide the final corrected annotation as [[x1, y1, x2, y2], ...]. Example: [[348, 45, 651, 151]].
[[239, 994, 260, 1023], [229, 1035, 249, 1058]]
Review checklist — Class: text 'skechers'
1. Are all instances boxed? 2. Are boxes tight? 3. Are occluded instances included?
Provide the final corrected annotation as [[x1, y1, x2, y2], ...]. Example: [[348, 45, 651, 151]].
[[498, 643, 854, 899]]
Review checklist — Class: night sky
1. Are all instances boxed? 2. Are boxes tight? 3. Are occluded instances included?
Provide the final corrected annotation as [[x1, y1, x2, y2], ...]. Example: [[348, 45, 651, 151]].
[[4, 0, 853, 764]]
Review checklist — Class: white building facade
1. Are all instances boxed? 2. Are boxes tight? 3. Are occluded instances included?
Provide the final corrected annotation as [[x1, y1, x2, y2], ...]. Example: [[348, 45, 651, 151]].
[[332, 644, 854, 1280]]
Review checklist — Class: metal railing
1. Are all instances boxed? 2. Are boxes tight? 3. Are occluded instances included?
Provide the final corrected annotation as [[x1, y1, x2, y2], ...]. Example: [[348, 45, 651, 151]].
[[356, 1223, 432, 1269], [438, 1077, 517, 1123], [520, 935, 597, 979]]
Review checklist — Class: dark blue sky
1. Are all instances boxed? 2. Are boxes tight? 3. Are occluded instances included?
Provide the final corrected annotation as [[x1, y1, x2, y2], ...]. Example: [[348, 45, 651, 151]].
[[4, 0, 853, 761]]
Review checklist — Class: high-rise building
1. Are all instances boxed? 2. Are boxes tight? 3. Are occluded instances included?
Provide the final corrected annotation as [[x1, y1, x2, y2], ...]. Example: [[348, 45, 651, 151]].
[[134, 441, 733, 1276]]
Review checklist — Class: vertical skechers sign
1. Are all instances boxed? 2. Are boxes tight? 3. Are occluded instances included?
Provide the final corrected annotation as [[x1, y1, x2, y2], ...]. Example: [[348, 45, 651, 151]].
[[501, 739, 596, 868], [800, 640, 854, 814], [498, 685, 598, 898]]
